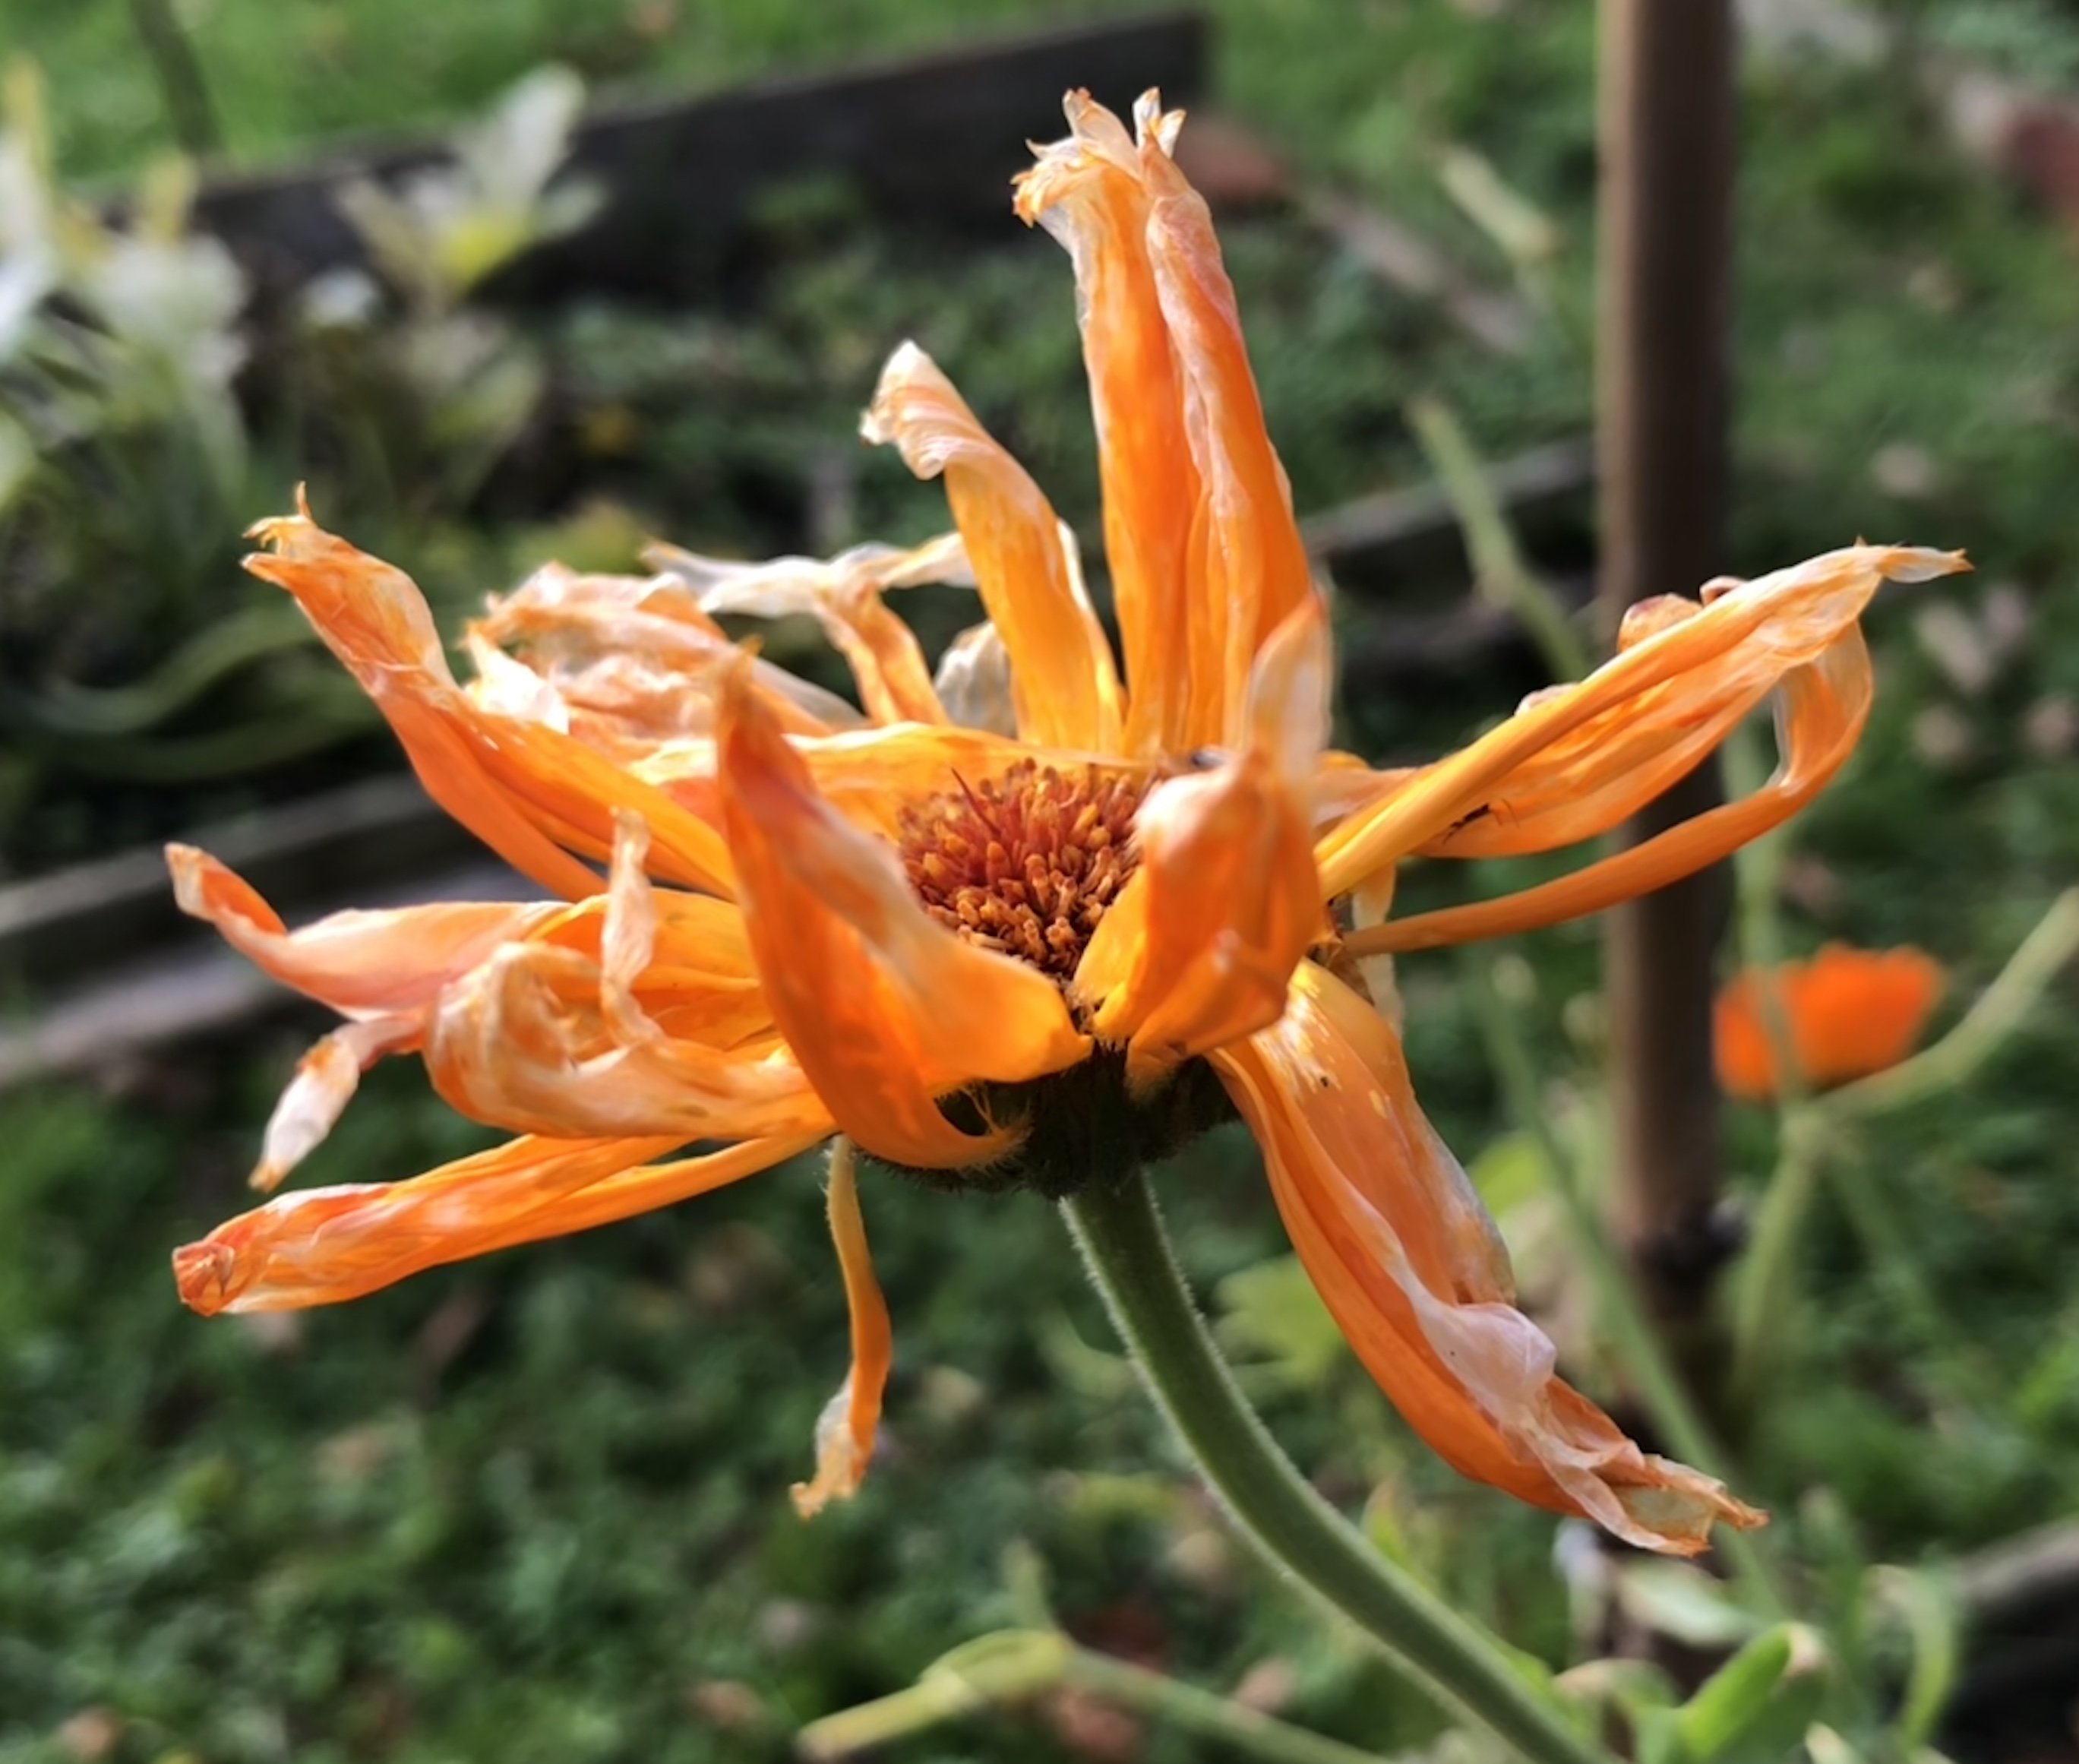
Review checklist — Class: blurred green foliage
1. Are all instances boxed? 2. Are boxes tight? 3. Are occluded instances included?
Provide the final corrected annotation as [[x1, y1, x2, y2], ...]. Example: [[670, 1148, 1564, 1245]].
[[5, 0, 2079, 1759]]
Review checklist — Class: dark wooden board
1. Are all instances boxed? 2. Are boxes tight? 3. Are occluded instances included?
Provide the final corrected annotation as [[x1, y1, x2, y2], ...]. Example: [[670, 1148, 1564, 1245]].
[[191, 13, 1209, 303]]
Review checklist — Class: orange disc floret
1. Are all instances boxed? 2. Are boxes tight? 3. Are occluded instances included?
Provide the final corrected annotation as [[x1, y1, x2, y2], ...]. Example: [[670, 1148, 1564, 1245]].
[[1714, 944, 1946, 1100]]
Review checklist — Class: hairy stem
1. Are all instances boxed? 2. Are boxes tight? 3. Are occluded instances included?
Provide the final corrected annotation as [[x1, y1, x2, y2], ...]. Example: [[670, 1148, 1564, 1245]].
[[1063, 1174, 1613, 1764]]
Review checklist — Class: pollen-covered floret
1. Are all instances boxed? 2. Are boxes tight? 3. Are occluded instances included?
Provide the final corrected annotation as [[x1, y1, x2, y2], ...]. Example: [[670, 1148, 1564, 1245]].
[[897, 760, 1145, 982]]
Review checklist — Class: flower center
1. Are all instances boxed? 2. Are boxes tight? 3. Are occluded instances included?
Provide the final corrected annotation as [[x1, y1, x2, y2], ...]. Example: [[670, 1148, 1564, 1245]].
[[882, 759, 1237, 1202], [897, 760, 1145, 983]]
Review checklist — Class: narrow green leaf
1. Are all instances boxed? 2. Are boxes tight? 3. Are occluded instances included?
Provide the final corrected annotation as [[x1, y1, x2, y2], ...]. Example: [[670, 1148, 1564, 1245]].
[[1877, 1566, 1962, 1752], [1806, 1723, 1868, 1764], [1615, 1560, 1765, 1649], [1674, 1627, 1793, 1764]]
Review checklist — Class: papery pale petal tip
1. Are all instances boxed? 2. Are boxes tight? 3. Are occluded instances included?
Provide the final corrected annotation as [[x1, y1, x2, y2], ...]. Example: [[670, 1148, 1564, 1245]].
[[1133, 87, 1183, 156], [1616, 1467, 1769, 1557], [790, 1377, 866, 1519], [165, 841, 204, 908], [1013, 89, 1141, 225], [858, 340, 933, 447], [242, 482, 320, 552], [1761, 541, 1970, 599], [1875, 543, 1970, 583]]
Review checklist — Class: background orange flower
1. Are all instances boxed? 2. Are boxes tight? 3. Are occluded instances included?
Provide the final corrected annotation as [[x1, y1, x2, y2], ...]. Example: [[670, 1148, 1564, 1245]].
[[1714, 944, 1946, 1100]]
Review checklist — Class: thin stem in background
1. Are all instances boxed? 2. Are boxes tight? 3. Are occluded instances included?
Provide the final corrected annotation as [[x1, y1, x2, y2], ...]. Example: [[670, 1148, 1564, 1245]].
[[798, 1627, 1397, 1764], [1727, 700, 2079, 1393], [1068, 1647, 1392, 1764], [1821, 887, 2079, 1124], [126, 0, 223, 159], [1062, 1174, 1617, 1764], [1723, 719, 1821, 1396], [1460, 950, 1791, 1620], [1407, 394, 1592, 685]]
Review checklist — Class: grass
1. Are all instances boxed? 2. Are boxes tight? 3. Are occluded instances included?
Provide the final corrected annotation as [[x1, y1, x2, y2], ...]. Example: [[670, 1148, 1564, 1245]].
[[8, 1, 2079, 1759]]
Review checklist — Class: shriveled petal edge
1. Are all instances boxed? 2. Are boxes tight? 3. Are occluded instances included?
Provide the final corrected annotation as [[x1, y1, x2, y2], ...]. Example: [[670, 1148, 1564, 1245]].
[[174, 1129, 820, 1314], [1214, 964, 1767, 1556], [1348, 629, 1872, 956], [792, 1138, 893, 1517], [1314, 543, 1967, 901]]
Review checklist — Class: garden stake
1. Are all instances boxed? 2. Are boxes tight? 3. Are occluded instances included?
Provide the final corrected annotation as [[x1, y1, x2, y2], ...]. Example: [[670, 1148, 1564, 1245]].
[[1594, 0, 1739, 1386]]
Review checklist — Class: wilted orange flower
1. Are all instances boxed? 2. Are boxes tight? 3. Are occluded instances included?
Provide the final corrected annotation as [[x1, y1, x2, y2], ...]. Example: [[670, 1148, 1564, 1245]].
[[169, 91, 1964, 1552], [1715, 944, 1945, 1101]]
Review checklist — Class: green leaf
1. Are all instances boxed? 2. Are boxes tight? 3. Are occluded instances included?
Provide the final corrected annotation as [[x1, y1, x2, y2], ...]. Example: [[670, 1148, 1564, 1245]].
[[1675, 1626, 1793, 1764], [1875, 1566, 1962, 1751], [1634, 1705, 1685, 1764], [1806, 1723, 1869, 1764], [1468, 1129, 1547, 1219], [1213, 1254, 1347, 1387], [1615, 1560, 1766, 1649]]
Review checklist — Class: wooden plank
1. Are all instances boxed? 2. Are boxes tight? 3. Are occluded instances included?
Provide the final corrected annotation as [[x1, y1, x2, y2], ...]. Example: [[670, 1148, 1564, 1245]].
[[0, 859, 532, 1089], [1, 420, 1596, 1089], [0, 432, 1587, 985], [1303, 435, 1593, 596], [191, 13, 1209, 302], [0, 774, 476, 992]]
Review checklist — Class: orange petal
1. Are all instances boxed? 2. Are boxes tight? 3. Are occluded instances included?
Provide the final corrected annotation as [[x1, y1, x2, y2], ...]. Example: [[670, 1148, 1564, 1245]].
[[1076, 598, 1328, 1086], [1017, 91, 1198, 757], [423, 816, 829, 1142], [635, 721, 1137, 846], [1128, 91, 1316, 751], [474, 558, 862, 745], [717, 660, 1088, 1169], [1348, 628, 1872, 954], [864, 343, 1125, 751], [245, 501, 736, 899], [167, 842, 561, 1015], [174, 1130, 816, 1313], [1316, 542, 1968, 899], [645, 535, 965, 729], [1213, 964, 1765, 1554], [793, 1138, 893, 1516], [1715, 944, 1945, 1101]]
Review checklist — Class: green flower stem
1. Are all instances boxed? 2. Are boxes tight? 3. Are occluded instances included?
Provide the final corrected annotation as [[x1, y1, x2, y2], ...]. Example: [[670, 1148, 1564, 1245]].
[[1729, 704, 2079, 1391], [1062, 1175, 1614, 1764], [1461, 953, 1790, 1620], [1727, 1109, 1825, 1402], [1820, 885, 2079, 1124], [1723, 722, 1825, 1398], [1065, 1645, 1392, 1764], [796, 1630, 1073, 1760], [798, 1626, 1395, 1764]]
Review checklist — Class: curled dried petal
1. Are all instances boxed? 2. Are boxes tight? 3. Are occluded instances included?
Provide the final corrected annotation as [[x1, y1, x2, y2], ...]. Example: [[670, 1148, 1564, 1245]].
[[1076, 597, 1329, 1086], [864, 343, 1123, 751], [1215, 964, 1765, 1554], [792, 1140, 892, 1516], [716, 657, 1088, 1168], [175, 1131, 815, 1314], [1318, 542, 1968, 899]]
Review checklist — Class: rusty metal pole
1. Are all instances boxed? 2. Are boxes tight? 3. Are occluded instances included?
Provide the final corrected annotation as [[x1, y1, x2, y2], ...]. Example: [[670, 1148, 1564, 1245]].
[[1595, 0, 1738, 1383]]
